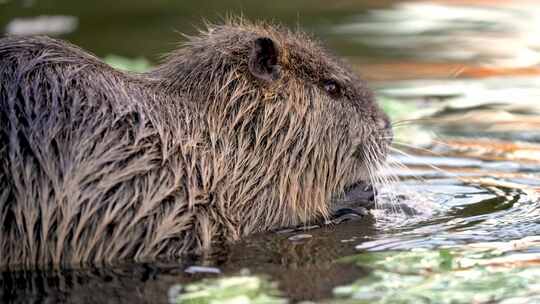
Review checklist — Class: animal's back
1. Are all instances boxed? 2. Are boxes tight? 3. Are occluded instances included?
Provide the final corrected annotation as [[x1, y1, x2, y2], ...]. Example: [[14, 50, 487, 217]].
[[0, 20, 393, 270], [0, 36, 192, 268]]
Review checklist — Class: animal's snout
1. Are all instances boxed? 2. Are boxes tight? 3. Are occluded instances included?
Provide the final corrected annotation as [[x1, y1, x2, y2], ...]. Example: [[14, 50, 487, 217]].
[[376, 115, 393, 145], [377, 115, 391, 131]]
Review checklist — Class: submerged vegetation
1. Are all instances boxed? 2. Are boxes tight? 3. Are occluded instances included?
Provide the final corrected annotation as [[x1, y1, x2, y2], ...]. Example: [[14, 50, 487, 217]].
[[169, 237, 540, 304], [170, 276, 286, 304], [334, 238, 540, 304]]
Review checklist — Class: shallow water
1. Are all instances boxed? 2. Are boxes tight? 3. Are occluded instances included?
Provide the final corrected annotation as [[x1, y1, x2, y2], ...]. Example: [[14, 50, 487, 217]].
[[2, 0, 540, 303]]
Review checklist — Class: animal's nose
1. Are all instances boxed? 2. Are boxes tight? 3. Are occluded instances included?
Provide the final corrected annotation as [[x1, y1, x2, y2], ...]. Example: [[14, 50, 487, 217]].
[[376, 115, 393, 144], [376, 116, 391, 131]]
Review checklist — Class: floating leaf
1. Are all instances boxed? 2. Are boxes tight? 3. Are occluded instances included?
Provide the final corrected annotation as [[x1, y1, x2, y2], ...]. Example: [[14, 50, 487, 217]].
[[171, 275, 287, 304], [104, 55, 152, 73]]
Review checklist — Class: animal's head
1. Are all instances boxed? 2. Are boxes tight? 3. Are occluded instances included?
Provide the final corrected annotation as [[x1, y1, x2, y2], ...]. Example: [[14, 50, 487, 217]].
[[155, 19, 392, 235]]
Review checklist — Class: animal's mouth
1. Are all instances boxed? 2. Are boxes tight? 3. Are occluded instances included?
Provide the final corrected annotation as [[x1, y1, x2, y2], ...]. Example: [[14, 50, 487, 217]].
[[330, 181, 376, 222], [341, 181, 376, 209]]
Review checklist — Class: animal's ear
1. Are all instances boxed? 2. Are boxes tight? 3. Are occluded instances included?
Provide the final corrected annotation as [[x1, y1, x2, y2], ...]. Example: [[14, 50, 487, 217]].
[[248, 37, 281, 82]]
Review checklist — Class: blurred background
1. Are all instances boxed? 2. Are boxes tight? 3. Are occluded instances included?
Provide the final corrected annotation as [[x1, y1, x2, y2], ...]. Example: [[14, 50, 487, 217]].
[[2, 0, 540, 81], [0, 0, 540, 78], [1, 0, 397, 63]]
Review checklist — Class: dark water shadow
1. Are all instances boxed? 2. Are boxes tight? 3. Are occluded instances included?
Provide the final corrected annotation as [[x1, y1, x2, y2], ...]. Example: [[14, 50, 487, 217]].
[[1, 216, 377, 303]]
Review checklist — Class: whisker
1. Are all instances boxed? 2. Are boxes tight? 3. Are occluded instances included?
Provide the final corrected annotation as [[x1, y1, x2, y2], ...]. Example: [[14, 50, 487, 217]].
[[385, 157, 427, 184], [427, 138, 455, 148], [369, 140, 402, 213], [374, 135, 454, 150], [378, 149, 403, 213], [391, 117, 435, 127], [389, 146, 456, 178], [392, 141, 446, 157]]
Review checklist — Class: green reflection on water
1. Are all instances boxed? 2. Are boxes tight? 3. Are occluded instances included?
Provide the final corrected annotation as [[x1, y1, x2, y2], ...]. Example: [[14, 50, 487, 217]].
[[333, 240, 540, 304], [0, 0, 396, 61]]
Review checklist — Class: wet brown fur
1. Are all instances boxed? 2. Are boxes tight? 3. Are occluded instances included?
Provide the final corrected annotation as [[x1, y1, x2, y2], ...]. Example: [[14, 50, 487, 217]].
[[0, 19, 391, 269]]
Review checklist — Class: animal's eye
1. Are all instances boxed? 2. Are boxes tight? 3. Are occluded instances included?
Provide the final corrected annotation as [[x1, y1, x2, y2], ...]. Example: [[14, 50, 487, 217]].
[[322, 79, 341, 98]]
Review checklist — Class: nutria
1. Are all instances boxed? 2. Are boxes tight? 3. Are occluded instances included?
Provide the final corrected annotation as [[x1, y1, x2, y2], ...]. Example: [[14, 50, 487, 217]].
[[0, 19, 392, 269]]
